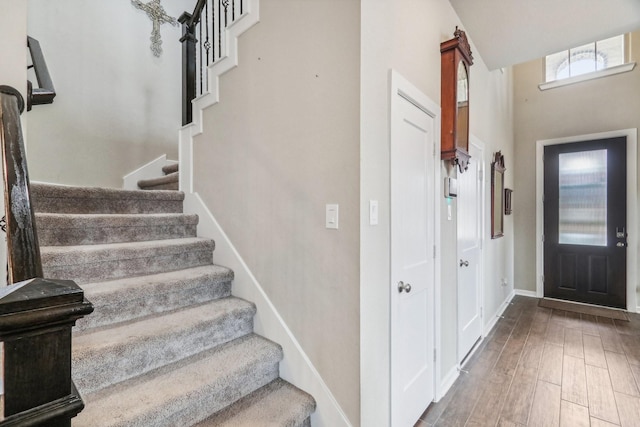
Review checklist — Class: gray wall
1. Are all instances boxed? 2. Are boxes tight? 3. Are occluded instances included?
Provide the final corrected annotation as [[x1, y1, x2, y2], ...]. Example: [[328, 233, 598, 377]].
[[513, 32, 640, 298], [27, 0, 186, 187], [192, 1, 361, 424]]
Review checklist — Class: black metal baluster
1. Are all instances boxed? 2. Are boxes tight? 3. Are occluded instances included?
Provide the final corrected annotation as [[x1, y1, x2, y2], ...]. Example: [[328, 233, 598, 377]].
[[204, 0, 210, 92], [218, 0, 222, 61], [224, 0, 228, 27], [199, 10, 203, 96], [211, 0, 216, 62], [232, 0, 235, 21]]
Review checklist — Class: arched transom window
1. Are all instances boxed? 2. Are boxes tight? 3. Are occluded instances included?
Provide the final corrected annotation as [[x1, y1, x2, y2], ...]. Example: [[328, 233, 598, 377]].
[[545, 35, 625, 82]]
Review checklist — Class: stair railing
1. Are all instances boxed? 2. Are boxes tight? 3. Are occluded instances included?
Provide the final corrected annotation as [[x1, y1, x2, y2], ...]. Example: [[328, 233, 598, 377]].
[[180, 0, 246, 125], [0, 86, 92, 425], [27, 36, 56, 111]]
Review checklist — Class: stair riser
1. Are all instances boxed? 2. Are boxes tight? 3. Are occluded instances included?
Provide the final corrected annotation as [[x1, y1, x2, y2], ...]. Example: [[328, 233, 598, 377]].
[[74, 306, 256, 394], [162, 163, 178, 174], [77, 280, 232, 332], [43, 250, 213, 284], [139, 182, 179, 191], [38, 223, 196, 246], [33, 197, 183, 214]]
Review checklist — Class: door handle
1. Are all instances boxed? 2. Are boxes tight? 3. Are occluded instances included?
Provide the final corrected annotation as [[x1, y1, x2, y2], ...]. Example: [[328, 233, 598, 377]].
[[616, 242, 628, 247], [459, 259, 469, 267], [398, 281, 412, 293]]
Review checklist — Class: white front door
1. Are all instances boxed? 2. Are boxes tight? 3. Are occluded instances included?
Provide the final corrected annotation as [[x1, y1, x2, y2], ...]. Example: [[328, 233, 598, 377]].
[[457, 139, 484, 362], [391, 89, 436, 426]]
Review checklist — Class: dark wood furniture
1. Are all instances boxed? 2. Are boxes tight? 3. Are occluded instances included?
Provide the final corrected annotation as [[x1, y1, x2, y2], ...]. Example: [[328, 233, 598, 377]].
[[441, 27, 473, 173]]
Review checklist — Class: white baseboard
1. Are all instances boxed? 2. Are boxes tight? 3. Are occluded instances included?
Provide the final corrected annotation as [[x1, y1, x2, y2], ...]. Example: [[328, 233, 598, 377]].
[[122, 154, 177, 190], [436, 365, 459, 402], [514, 289, 538, 298], [183, 192, 351, 427], [483, 290, 515, 337]]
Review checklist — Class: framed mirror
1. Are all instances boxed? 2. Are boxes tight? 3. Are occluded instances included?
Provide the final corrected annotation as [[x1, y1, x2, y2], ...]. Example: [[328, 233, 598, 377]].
[[491, 152, 505, 239]]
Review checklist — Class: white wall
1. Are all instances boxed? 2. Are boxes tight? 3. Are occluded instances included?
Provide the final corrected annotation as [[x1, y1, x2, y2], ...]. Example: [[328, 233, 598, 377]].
[[0, 1, 27, 99], [26, 0, 187, 187], [360, 0, 514, 425]]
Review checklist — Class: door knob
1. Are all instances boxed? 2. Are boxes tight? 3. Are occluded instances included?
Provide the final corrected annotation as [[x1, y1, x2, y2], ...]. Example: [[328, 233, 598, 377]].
[[460, 259, 469, 267], [398, 281, 412, 293]]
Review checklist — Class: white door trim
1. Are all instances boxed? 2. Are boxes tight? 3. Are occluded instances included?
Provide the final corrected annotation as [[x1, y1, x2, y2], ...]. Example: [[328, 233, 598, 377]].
[[389, 69, 441, 408], [535, 128, 638, 312]]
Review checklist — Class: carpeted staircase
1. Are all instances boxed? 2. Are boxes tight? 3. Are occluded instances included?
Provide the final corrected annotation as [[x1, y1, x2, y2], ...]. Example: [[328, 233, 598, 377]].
[[31, 182, 315, 426], [137, 162, 179, 190]]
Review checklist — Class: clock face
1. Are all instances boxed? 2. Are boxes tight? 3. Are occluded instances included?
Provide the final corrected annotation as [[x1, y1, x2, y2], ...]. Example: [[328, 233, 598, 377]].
[[456, 61, 469, 150]]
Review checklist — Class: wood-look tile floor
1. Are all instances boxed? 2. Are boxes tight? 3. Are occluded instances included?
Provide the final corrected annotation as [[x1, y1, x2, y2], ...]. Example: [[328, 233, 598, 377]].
[[416, 296, 640, 427]]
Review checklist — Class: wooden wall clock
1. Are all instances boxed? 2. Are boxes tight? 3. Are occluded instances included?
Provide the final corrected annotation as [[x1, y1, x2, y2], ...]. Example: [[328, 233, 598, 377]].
[[441, 27, 473, 173]]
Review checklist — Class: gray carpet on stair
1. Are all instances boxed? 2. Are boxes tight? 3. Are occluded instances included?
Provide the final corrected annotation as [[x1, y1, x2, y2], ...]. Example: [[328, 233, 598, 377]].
[[74, 297, 256, 394], [42, 237, 214, 284], [162, 163, 179, 174], [138, 171, 179, 191], [36, 213, 198, 245], [74, 334, 283, 427], [195, 378, 316, 427], [31, 183, 315, 426], [32, 183, 183, 214], [76, 265, 234, 331]]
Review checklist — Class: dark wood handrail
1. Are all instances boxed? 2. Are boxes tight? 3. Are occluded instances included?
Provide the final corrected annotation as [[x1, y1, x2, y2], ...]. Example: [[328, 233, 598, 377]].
[[183, 0, 207, 30], [0, 86, 43, 283], [0, 86, 92, 426], [27, 36, 56, 111]]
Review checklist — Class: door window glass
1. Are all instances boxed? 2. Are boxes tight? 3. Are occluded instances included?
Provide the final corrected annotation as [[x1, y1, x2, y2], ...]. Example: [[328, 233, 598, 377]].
[[558, 149, 607, 246]]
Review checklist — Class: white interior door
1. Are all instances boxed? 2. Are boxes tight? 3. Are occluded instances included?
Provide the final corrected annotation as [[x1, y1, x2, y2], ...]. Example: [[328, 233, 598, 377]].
[[457, 139, 483, 363], [391, 91, 436, 426]]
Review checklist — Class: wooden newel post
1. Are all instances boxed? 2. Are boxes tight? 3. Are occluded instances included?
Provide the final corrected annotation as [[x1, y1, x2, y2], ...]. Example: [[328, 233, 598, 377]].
[[0, 278, 93, 427], [179, 12, 197, 126]]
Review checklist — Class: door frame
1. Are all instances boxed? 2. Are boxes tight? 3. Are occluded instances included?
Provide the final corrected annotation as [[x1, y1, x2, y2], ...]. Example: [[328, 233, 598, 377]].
[[457, 135, 485, 364], [389, 70, 441, 412], [536, 129, 638, 312]]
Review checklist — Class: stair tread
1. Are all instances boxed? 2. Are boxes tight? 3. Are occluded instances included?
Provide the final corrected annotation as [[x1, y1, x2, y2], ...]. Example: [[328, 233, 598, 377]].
[[74, 334, 283, 427], [82, 265, 233, 299], [36, 212, 198, 228], [41, 237, 214, 264], [73, 297, 256, 394], [162, 163, 179, 174], [195, 378, 315, 427], [138, 172, 179, 188], [74, 297, 254, 352], [32, 182, 183, 201], [76, 265, 234, 331]]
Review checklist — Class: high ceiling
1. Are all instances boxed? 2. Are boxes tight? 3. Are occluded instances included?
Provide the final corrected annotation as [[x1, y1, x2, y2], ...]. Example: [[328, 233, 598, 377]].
[[449, 0, 640, 70]]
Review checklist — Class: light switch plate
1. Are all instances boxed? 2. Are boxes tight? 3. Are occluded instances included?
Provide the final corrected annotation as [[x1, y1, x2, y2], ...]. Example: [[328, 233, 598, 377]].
[[369, 200, 378, 225], [326, 204, 339, 229]]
